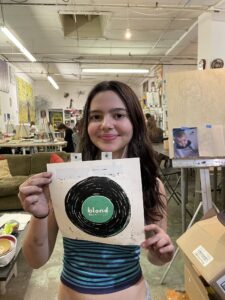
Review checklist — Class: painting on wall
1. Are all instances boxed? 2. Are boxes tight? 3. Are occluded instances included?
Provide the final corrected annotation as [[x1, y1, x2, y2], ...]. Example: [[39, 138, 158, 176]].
[[49, 109, 63, 130], [16, 77, 35, 123], [0, 60, 9, 93], [48, 158, 145, 245]]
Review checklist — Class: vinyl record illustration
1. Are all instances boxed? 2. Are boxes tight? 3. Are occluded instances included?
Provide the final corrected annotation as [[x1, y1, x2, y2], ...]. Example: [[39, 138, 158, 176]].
[[65, 176, 131, 237]]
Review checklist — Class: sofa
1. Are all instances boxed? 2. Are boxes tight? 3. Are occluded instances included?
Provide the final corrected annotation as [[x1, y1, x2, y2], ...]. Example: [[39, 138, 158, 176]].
[[0, 152, 70, 211]]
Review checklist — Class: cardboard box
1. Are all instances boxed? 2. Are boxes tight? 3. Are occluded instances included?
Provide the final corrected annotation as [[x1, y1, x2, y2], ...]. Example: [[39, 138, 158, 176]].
[[177, 215, 225, 299], [184, 256, 214, 300]]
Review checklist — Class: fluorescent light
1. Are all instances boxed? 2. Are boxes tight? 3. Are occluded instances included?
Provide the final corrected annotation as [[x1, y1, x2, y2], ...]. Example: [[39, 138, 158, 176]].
[[1, 26, 36, 62], [82, 69, 149, 74], [47, 75, 59, 90], [125, 28, 132, 39]]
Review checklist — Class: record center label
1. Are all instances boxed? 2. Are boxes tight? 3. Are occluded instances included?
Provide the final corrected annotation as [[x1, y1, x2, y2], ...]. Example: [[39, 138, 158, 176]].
[[82, 196, 114, 223]]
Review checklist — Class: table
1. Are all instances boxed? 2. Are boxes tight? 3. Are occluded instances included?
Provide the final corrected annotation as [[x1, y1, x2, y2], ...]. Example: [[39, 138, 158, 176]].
[[0, 227, 28, 295], [0, 140, 67, 154]]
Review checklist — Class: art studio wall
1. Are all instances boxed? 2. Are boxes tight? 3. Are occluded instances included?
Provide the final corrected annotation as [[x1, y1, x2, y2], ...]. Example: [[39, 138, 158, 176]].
[[166, 68, 225, 157], [0, 62, 32, 133]]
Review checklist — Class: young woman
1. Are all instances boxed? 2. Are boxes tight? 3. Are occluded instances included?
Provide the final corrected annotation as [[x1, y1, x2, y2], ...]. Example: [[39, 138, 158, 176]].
[[18, 81, 174, 300]]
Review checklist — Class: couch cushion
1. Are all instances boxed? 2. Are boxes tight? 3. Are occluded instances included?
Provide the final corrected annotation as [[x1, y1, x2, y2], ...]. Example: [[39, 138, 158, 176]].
[[0, 176, 28, 196], [0, 160, 12, 179], [2, 154, 31, 176], [30, 152, 70, 174], [50, 153, 65, 163]]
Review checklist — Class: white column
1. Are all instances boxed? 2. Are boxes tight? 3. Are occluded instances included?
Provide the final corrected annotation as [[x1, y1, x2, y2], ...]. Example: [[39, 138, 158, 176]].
[[198, 12, 225, 69]]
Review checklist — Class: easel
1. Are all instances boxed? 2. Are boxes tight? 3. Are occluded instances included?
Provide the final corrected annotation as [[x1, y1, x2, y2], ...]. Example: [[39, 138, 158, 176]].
[[160, 157, 225, 284], [15, 123, 29, 140], [5, 120, 14, 134]]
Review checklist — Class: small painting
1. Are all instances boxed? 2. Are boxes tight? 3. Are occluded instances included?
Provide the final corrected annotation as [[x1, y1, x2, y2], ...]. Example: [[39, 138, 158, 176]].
[[173, 127, 199, 158]]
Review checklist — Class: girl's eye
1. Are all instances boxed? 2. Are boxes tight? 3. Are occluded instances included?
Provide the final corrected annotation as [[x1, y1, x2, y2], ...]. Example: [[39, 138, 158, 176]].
[[113, 113, 127, 120], [89, 114, 102, 121]]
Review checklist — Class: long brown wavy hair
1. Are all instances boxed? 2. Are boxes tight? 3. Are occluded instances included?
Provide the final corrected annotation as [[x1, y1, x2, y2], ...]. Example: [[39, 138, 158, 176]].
[[79, 80, 166, 223]]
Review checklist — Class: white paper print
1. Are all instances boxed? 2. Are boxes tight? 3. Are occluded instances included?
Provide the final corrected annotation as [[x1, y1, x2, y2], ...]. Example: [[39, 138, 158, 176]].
[[47, 158, 145, 245], [198, 125, 225, 157]]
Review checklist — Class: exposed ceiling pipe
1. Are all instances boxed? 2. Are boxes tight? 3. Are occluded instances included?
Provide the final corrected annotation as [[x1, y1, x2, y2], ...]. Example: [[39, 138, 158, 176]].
[[3, 57, 196, 64], [0, 2, 211, 12]]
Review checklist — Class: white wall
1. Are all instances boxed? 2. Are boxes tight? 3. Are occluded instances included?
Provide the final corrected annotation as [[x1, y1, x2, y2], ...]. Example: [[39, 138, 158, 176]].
[[33, 80, 141, 123], [198, 12, 225, 68], [0, 64, 32, 133]]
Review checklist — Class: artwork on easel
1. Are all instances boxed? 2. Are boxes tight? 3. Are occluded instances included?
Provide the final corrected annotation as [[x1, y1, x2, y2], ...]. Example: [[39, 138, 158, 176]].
[[47, 158, 145, 245], [198, 125, 225, 157], [173, 127, 199, 158]]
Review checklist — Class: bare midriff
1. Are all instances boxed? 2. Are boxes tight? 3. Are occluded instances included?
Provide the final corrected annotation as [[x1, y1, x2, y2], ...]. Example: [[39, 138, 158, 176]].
[[58, 276, 146, 300]]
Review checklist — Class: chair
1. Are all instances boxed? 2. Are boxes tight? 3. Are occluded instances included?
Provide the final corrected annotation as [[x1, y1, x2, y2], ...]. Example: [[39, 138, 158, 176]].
[[155, 152, 182, 205], [155, 152, 193, 219]]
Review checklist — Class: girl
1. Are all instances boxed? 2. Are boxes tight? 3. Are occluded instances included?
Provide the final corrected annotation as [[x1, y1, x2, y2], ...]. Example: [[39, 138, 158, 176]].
[[18, 81, 174, 300]]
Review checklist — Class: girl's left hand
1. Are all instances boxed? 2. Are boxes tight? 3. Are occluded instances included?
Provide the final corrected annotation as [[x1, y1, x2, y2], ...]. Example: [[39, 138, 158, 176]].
[[141, 224, 174, 265]]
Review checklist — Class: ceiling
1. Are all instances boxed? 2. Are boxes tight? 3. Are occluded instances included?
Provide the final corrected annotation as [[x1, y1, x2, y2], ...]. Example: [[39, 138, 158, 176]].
[[1, 0, 225, 87]]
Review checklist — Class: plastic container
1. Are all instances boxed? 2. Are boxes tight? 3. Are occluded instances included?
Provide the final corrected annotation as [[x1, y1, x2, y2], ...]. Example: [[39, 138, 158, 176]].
[[0, 235, 17, 267]]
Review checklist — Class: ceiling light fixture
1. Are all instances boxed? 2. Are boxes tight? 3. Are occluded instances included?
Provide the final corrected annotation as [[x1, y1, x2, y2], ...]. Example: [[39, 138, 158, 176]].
[[125, 28, 132, 39], [0, 26, 36, 62], [82, 68, 149, 74], [125, 5, 132, 39], [47, 75, 59, 90]]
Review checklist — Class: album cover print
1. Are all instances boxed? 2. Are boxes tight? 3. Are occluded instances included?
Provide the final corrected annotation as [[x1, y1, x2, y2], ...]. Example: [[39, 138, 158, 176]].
[[47, 158, 145, 245]]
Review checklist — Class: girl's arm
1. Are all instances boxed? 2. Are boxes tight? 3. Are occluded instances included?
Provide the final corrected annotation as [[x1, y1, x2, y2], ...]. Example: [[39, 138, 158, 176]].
[[22, 208, 58, 269], [141, 178, 174, 265], [19, 172, 59, 268]]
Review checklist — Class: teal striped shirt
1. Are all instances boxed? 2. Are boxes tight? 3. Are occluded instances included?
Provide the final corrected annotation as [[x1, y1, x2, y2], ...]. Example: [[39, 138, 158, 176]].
[[61, 238, 142, 294]]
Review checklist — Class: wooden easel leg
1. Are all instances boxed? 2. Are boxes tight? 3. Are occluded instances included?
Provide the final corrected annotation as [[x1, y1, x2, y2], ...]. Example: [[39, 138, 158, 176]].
[[221, 167, 225, 209], [200, 169, 213, 213]]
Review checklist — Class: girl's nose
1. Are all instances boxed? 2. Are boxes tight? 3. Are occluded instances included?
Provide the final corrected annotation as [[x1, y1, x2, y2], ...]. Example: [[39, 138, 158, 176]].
[[100, 115, 113, 128]]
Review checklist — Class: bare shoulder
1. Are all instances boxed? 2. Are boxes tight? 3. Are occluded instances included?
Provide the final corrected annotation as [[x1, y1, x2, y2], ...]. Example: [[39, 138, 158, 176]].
[[156, 177, 167, 231], [156, 177, 166, 203]]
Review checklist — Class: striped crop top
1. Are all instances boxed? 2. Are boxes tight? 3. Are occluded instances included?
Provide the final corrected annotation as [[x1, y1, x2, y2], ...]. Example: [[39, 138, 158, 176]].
[[61, 237, 142, 294]]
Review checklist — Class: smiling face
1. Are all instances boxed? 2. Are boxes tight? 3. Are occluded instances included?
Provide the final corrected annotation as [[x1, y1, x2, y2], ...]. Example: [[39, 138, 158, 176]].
[[87, 90, 133, 159]]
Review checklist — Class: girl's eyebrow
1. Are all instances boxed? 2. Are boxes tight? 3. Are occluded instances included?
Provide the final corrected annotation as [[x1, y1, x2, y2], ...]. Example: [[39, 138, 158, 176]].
[[89, 108, 127, 114]]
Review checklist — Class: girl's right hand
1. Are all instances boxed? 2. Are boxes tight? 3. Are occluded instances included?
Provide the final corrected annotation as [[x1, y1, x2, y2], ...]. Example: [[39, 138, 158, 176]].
[[18, 172, 52, 218]]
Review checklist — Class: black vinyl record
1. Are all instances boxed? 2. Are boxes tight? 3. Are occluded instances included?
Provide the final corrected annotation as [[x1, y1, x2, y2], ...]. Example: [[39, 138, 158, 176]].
[[65, 176, 131, 237]]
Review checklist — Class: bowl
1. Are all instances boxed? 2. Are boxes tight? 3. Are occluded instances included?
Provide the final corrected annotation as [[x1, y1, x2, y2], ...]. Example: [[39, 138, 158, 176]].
[[0, 235, 17, 267]]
